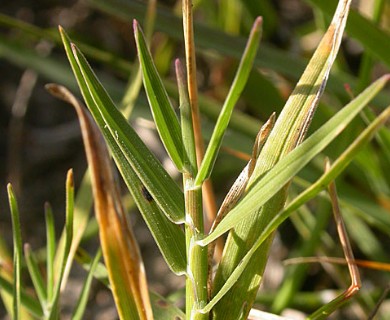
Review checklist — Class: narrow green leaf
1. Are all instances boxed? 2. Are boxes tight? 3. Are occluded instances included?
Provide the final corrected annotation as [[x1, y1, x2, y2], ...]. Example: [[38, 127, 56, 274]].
[[48, 170, 74, 320], [59, 27, 185, 224], [58, 171, 93, 297], [0, 275, 43, 318], [7, 184, 22, 320], [44, 203, 55, 301], [71, 44, 186, 224], [201, 103, 390, 313], [134, 20, 185, 171], [24, 245, 47, 307], [195, 17, 263, 186], [117, 162, 187, 275], [200, 75, 389, 246], [307, 293, 349, 320], [71, 249, 102, 320], [176, 59, 197, 174]]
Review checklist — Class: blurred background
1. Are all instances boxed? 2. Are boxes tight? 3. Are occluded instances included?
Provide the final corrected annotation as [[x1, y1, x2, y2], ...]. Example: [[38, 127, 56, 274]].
[[1, 0, 390, 319]]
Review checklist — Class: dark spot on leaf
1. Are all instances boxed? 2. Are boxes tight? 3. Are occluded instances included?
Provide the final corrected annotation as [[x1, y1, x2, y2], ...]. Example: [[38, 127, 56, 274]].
[[156, 299, 168, 308], [174, 317, 183, 320], [141, 185, 153, 202]]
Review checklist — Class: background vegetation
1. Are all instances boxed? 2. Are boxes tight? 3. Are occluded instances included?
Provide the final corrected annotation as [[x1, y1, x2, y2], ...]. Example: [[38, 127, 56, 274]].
[[1, 0, 390, 319]]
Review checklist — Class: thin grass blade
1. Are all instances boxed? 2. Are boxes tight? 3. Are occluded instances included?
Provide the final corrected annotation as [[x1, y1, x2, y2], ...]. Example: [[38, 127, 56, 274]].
[[44, 203, 56, 301], [0, 275, 43, 318], [24, 244, 47, 307], [177, 59, 197, 174], [71, 249, 102, 320], [48, 169, 74, 320], [134, 20, 185, 171], [7, 184, 22, 320], [71, 41, 185, 223], [58, 171, 93, 292], [195, 17, 263, 186]]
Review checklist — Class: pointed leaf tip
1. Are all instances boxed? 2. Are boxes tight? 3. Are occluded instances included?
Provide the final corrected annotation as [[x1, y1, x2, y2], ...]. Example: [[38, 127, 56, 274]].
[[254, 16, 263, 28], [175, 59, 185, 83], [175, 58, 181, 70], [135, 21, 185, 171], [66, 169, 74, 188], [133, 19, 138, 33]]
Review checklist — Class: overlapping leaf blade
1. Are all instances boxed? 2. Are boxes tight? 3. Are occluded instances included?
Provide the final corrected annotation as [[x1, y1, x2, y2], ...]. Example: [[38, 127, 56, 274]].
[[48, 84, 153, 319], [134, 20, 185, 171], [201, 75, 389, 245], [209, 1, 372, 318], [200, 96, 390, 314], [59, 27, 185, 224], [57, 28, 186, 275], [47, 79, 186, 277]]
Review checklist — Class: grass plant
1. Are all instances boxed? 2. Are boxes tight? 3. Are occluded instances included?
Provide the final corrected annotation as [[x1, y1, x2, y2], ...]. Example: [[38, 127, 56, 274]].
[[1, 0, 390, 319]]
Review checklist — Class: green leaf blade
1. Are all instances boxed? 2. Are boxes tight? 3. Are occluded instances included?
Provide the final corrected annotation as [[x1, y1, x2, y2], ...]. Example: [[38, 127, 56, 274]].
[[210, 2, 354, 317], [7, 184, 22, 320], [201, 102, 390, 316], [58, 27, 185, 224], [195, 17, 263, 186], [134, 20, 185, 171], [71, 250, 102, 320], [24, 245, 47, 308], [46, 80, 186, 275], [201, 74, 389, 246]]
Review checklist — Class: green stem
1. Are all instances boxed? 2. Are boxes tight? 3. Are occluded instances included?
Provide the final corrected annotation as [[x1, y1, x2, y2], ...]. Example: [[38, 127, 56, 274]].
[[177, 58, 208, 319], [184, 181, 208, 319]]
